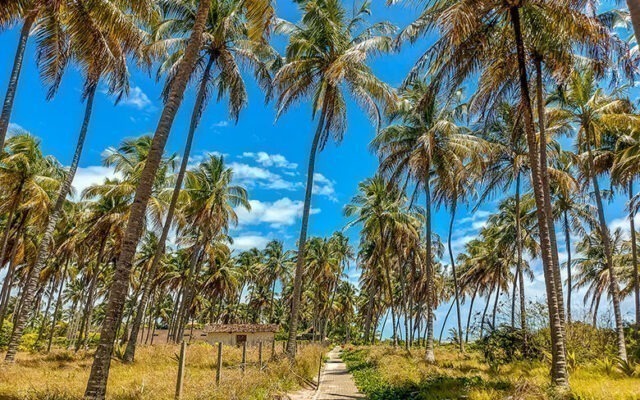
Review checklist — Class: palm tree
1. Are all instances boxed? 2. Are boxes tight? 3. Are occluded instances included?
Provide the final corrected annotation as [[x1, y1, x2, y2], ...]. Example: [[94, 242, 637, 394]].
[[262, 240, 292, 323], [5, 0, 154, 363], [82, 1, 212, 395], [274, 0, 396, 356], [372, 81, 483, 361], [550, 68, 640, 361]]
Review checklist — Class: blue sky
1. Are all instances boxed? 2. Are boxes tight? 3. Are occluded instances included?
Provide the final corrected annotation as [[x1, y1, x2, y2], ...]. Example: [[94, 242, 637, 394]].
[[0, 0, 637, 338]]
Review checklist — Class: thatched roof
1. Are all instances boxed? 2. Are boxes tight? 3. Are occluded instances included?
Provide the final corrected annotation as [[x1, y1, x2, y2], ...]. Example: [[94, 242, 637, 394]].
[[204, 324, 279, 333]]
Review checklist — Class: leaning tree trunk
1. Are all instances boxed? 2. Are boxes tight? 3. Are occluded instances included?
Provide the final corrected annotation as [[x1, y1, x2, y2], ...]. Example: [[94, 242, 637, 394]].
[[4, 83, 97, 363], [424, 182, 435, 363], [0, 13, 36, 149], [628, 181, 640, 330], [447, 199, 464, 352], [47, 261, 68, 352], [586, 135, 627, 362], [123, 54, 215, 363], [465, 286, 477, 343], [285, 100, 327, 357], [514, 172, 527, 334], [534, 57, 565, 325], [83, 2, 211, 397], [509, 6, 569, 388]]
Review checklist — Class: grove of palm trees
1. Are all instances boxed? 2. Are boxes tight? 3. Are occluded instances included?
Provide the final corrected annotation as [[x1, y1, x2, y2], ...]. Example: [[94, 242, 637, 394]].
[[1, 0, 640, 399]]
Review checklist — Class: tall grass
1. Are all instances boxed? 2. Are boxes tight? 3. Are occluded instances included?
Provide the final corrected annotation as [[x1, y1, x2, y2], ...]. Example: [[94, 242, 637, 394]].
[[0, 342, 324, 399]]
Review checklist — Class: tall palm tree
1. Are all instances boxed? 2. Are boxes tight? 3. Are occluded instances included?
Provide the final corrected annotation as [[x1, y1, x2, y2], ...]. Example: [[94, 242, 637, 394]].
[[274, 0, 396, 356], [82, 1, 214, 395], [5, 0, 154, 363], [262, 240, 292, 323], [550, 68, 640, 361], [372, 81, 483, 361]]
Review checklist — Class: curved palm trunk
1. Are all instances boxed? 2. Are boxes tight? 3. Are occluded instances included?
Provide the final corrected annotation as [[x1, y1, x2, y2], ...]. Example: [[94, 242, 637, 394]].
[[285, 101, 327, 357], [424, 183, 435, 363], [492, 278, 500, 329], [5, 84, 97, 362], [511, 265, 519, 328], [123, 54, 215, 363], [586, 138, 627, 361], [628, 181, 640, 330], [626, 0, 640, 48], [514, 173, 527, 335], [0, 13, 36, 149], [0, 239, 19, 333], [438, 300, 454, 343], [480, 286, 493, 338], [447, 200, 464, 352], [84, 2, 211, 396], [509, 6, 568, 388]]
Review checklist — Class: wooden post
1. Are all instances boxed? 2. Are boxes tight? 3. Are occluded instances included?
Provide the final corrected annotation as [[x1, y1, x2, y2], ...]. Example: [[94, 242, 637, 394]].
[[282, 340, 285, 354], [258, 341, 263, 370], [175, 341, 187, 400], [216, 342, 222, 386], [271, 339, 276, 360], [241, 341, 247, 375], [316, 353, 322, 391]]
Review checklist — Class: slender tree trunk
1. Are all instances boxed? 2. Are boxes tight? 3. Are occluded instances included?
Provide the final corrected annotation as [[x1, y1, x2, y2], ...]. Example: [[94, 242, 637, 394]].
[[509, 6, 568, 388], [84, 2, 211, 396], [0, 13, 36, 148], [5, 84, 97, 363], [564, 211, 572, 325], [438, 300, 454, 344], [35, 279, 55, 348], [424, 183, 435, 363], [628, 181, 640, 330], [78, 236, 107, 351], [465, 286, 477, 343], [286, 100, 327, 357], [492, 279, 500, 329], [123, 55, 215, 363], [363, 289, 374, 344], [514, 172, 527, 334], [47, 262, 68, 352], [268, 278, 277, 323], [511, 265, 519, 328], [447, 200, 464, 352], [0, 189, 22, 275], [480, 286, 493, 338], [586, 136, 627, 361], [534, 57, 565, 325], [0, 230, 20, 332]]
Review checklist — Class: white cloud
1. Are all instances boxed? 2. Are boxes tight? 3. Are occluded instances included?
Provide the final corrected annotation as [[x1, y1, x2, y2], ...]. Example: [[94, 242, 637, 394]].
[[121, 86, 153, 110], [71, 165, 117, 198], [231, 235, 271, 251], [229, 162, 301, 191], [312, 173, 337, 201], [212, 121, 229, 128], [7, 122, 24, 133], [235, 197, 320, 228], [241, 151, 298, 169]]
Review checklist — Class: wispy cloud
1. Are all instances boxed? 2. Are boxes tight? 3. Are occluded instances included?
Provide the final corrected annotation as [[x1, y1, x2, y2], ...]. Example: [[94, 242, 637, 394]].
[[240, 151, 298, 169], [313, 173, 337, 201], [231, 234, 271, 251], [71, 165, 118, 199], [229, 161, 301, 191], [212, 121, 230, 128], [120, 86, 154, 111]]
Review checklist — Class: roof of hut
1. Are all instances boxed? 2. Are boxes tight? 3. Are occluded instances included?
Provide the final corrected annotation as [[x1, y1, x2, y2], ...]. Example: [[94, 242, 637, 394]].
[[203, 324, 279, 333]]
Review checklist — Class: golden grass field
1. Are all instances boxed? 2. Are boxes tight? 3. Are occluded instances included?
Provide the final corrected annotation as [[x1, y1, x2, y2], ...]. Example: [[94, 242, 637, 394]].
[[0, 342, 324, 400], [342, 345, 640, 400]]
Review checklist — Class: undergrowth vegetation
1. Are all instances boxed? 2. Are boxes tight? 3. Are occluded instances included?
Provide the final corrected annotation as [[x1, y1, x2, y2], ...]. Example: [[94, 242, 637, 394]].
[[0, 342, 323, 400], [343, 337, 640, 400]]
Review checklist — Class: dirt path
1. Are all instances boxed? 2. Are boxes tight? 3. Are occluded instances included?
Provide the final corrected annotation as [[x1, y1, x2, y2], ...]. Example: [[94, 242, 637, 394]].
[[288, 346, 365, 400]]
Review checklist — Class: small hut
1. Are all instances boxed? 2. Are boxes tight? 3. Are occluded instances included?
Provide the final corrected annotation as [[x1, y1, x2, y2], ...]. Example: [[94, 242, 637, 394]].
[[204, 324, 279, 346]]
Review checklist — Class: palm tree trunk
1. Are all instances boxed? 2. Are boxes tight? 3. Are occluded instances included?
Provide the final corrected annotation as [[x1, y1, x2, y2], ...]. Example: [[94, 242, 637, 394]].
[[626, 0, 640, 48], [5, 83, 97, 363], [363, 289, 374, 344], [438, 300, 454, 343], [35, 279, 55, 348], [47, 262, 68, 352], [285, 100, 328, 357], [447, 199, 464, 352], [480, 286, 493, 338], [492, 279, 500, 329], [0, 13, 36, 148], [465, 286, 477, 343], [511, 265, 519, 328], [268, 278, 277, 323], [628, 180, 640, 330], [564, 211, 572, 324], [424, 183, 436, 363], [586, 137, 627, 361], [509, 6, 568, 388], [78, 236, 107, 352], [514, 172, 527, 334], [123, 54, 215, 363], [84, 2, 211, 396], [0, 218, 22, 332], [534, 57, 566, 325], [0, 189, 22, 276]]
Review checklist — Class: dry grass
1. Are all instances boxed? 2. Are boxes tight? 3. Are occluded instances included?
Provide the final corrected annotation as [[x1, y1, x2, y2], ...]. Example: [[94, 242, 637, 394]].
[[343, 345, 640, 400], [0, 341, 324, 400]]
